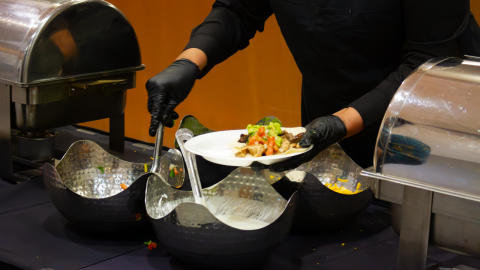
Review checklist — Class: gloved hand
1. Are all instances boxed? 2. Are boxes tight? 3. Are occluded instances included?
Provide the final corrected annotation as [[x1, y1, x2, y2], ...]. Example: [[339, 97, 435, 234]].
[[251, 115, 347, 172], [146, 59, 200, 136]]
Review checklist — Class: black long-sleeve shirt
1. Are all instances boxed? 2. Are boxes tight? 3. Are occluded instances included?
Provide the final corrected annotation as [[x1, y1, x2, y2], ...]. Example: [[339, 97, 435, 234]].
[[185, 0, 473, 167]]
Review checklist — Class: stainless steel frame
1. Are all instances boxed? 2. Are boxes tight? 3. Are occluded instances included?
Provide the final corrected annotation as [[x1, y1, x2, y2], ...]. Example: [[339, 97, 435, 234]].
[[372, 179, 480, 259]]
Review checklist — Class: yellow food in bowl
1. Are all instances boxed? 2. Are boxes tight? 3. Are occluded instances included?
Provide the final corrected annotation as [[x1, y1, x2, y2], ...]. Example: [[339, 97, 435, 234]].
[[324, 182, 361, 195]]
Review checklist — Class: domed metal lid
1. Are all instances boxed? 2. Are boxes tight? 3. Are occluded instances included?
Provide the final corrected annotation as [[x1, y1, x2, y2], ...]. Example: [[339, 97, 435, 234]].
[[0, 0, 143, 86]]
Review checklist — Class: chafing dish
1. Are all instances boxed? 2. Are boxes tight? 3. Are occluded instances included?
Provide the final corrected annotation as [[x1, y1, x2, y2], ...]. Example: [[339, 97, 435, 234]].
[[0, 0, 144, 181], [362, 56, 480, 269]]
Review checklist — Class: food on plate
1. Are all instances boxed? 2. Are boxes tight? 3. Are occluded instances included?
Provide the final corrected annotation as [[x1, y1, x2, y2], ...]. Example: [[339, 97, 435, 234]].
[[231, 122, 306, 158]]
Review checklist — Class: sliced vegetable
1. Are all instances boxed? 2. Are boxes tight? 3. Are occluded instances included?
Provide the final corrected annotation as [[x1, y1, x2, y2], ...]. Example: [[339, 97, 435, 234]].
[[120, 183, 128, 190], [97, 166, 105, 174], [265, 136, 276, 156], [257, 126, 265, 137], [248, 134, 265, 146]]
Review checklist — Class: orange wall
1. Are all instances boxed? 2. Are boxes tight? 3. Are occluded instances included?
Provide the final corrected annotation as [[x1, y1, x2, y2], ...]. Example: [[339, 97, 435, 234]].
[[80, 0, 301, 148], [82, 1, 480, 149], [472, 1, 480, 21]]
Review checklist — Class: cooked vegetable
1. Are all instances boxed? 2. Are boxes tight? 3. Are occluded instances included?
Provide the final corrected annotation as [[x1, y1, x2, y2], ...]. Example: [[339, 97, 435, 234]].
[[275, 136, 282, 147], [258, 126, 266, 137], [120, 183, 128, 190], [144, 240, 158, 250], [235, 122, 304, 158], [246, 124, 260, 135], [267, 122, 282, 136], [325, 183, 361, 195], [168, 164, 179, 178], [265, 137, 275, 156]]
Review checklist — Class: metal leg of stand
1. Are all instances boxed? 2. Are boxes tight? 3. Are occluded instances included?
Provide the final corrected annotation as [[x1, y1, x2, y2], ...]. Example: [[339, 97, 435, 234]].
[[0, 84, 15, 183], [398, 186, 433, 270], [109, 112, 125, 154]]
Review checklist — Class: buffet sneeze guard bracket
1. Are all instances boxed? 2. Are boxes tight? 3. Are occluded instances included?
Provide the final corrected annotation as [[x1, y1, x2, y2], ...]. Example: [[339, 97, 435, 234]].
[[0, 0, 145, 182], [361, 56, 480, 270]]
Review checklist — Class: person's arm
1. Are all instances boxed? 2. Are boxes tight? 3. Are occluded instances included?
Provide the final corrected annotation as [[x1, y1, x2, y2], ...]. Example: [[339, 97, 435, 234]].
[[348, 0, 470, 130], [147, 0, 273, 136], [333, 107, 364, 138], [184, 0, 273, 77], [175, 48, 208, 72]]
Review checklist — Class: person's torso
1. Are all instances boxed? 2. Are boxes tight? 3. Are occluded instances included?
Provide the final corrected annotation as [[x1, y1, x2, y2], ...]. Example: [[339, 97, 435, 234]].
[[270, 0, 405, 121]]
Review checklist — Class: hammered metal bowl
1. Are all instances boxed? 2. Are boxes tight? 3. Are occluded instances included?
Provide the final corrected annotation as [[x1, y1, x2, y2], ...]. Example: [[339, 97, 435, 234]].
[[178, 115, 375, 230], [43, 140, 184, 232], [145, 129, 298, 268], [263, 143, 374, 230]]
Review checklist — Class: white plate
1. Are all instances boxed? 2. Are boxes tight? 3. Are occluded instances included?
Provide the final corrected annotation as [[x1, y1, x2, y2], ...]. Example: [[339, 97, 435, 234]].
[[184, 129, 313, 167]]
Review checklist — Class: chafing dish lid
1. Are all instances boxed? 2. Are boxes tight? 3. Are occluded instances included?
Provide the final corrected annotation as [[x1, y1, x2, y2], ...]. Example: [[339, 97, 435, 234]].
[[0, 0, 142, 86], [373, 56, 480, 201]]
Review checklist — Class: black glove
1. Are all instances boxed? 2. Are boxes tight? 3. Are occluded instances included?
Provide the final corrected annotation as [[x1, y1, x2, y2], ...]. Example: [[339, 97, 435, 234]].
[[251, 115, 347, 172], [146, 59, 200, 136]]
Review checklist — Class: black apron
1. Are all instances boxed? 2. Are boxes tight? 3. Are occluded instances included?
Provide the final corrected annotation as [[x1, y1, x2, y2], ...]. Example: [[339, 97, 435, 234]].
[[269, 0, 405, 168]]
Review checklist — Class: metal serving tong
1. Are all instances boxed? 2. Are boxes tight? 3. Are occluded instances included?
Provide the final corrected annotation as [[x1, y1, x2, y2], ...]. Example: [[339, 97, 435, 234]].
[[175, 128, 205, 205]]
